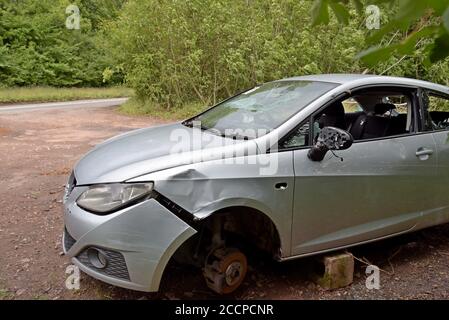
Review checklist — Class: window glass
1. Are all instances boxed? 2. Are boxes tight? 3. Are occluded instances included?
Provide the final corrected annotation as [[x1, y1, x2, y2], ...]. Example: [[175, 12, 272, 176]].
[[280, 122, 311, 149], [383, 96, 408, 114], [312, 91, 413, 142], [424, 93, 449, 131], [279, 88, 416, 150], [428, 94, 449, 111], [342, 98, 363, 113], [188, 81, 337, 139]]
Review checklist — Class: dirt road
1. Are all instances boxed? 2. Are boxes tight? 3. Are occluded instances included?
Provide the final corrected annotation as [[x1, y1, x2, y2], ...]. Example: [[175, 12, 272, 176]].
[[0, 106, 448, 300]]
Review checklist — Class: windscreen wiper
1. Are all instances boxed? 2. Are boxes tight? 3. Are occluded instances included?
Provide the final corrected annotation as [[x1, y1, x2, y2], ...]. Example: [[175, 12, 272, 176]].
[[182, 120, 213, 132], [222, 132, 251, 140]]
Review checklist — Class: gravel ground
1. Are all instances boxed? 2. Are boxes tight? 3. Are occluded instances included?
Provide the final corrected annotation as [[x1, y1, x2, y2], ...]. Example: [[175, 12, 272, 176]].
[[0, 106, 448, 300]]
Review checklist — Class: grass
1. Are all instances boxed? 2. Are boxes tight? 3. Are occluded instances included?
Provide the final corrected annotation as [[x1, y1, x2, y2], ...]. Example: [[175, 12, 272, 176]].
[[0, 86, 134, 104], [0, 288, 13, 300], [120, 98, 207, 121]]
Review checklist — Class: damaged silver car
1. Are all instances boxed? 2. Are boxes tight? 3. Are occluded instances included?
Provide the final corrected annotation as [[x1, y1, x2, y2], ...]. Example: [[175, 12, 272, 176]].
[[63, 74, 449, 294]]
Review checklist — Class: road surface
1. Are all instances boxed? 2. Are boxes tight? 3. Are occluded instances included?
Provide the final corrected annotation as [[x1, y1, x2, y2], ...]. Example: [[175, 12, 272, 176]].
[[0, 98, 129, 113]]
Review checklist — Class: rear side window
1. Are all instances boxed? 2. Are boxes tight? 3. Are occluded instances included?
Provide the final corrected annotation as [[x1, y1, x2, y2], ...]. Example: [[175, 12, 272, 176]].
[[423, 92, 449, 131]]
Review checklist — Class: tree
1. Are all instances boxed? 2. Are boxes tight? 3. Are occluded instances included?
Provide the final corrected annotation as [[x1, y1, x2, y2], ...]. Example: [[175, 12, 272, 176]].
[[105, 0, 368, 107], [0, 0, 124, 87], [311, 0, 449, 66]]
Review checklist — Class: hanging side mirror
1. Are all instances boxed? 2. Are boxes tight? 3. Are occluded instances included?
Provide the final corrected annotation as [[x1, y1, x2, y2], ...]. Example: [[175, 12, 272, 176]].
[[308, 127, 354, 162]]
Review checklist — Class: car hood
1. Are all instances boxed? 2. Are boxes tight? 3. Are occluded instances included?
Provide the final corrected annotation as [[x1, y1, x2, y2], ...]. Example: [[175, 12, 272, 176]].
[[74, 122, 257, 185]]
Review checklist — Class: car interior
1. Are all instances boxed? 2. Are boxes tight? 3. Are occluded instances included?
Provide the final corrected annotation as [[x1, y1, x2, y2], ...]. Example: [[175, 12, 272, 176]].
[[281, 89, 449, 150], [429, 111, 449, 129], [280, 89, 416, 149], [314, 90, 413, 142], [426, 93, 449, 130]]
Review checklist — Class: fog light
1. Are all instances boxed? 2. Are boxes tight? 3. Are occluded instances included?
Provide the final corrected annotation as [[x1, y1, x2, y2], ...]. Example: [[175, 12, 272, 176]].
[[87, 248, 108, 269]]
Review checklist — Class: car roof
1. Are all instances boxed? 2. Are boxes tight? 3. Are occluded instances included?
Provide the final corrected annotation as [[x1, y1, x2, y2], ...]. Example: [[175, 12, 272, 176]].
[[278, 74, 449, 94]]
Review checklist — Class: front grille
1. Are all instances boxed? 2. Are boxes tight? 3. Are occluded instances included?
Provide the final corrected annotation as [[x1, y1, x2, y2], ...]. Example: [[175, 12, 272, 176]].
[[77, 248, 130, 281], [63, 228, 76, 252]]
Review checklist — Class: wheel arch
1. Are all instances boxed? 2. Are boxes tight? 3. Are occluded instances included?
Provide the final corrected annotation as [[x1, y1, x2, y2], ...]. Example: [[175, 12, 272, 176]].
[[197, 204, 284, 259]]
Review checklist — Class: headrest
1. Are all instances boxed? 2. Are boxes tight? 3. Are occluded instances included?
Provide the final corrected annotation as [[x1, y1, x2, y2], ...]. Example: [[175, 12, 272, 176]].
[[317, 102, 346, 129], [323, 102, 345, 116], [374, 103, 396, 115]]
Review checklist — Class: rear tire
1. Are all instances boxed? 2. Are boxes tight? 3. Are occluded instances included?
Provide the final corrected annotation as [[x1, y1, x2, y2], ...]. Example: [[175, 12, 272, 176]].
[[203, 247, 247, 294]]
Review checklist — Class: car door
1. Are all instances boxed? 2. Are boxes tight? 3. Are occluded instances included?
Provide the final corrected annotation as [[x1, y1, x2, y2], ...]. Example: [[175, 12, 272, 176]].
[[419, 89, 449, 229], [287, 87, 438, 256]]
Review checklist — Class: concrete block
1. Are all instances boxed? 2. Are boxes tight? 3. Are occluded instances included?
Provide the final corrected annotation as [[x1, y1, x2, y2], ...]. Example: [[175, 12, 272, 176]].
[[314, 252, 354, 290]]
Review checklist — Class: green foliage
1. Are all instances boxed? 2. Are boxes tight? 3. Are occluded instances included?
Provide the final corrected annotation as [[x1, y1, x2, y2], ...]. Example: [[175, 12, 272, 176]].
[[2, 0, 448, 111], [0, 0, 124, 87], [312, 0, 449, 65], [106, 0, 367, 108], [120, 98, 204, 120]]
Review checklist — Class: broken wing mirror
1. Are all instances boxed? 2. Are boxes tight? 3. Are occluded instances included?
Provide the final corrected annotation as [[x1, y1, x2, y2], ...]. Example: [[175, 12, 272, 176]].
[[308, 127, 354, 162]]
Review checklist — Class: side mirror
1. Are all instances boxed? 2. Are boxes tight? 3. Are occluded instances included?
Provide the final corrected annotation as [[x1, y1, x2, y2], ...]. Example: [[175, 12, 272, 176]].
[[308, 127, 354, 162]]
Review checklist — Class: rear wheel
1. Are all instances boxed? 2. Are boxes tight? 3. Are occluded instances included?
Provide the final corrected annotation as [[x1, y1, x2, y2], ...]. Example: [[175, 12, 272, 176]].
[[203, 247, 247, 294]]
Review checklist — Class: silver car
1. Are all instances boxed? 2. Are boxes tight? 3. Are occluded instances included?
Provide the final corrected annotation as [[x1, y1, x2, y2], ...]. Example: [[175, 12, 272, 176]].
[[63, 74, 449, 294]]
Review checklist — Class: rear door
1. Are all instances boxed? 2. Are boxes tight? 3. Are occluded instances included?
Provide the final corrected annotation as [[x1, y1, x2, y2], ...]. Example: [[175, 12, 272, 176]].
[[419, 89, 449, 228], [284, 86, 438, 256]]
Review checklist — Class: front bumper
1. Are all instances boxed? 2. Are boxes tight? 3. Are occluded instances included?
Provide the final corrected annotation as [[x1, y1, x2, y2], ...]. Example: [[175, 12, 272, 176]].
[[63, 193, 197, 292]]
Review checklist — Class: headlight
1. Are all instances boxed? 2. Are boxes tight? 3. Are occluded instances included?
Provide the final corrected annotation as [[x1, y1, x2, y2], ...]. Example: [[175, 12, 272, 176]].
[[77, 183, 154, 214]]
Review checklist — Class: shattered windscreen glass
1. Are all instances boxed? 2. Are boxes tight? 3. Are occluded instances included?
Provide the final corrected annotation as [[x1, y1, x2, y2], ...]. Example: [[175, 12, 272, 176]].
[[187, 81, 338, 138]]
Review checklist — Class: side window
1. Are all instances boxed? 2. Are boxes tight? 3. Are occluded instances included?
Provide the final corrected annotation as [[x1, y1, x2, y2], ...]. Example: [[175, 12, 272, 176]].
[[423, 92, 449, 131], [279, 88, 418, 150], [312, 89, 414, 142], [280, 121, 311, 149]]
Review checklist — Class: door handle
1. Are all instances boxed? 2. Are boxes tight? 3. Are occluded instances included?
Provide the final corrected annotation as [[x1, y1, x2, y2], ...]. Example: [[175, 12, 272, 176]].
[[416, 148, 434, 160], [275, 182, 288, 190]]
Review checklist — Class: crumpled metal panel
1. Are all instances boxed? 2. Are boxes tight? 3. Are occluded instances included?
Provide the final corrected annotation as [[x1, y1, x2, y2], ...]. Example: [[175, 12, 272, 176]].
[[128, 152, 295, 257]]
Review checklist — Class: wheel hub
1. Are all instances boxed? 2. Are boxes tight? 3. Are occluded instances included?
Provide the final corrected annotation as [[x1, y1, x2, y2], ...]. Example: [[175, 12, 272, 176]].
[[225, 261, 243, 286], [203, 247, 248, 294]]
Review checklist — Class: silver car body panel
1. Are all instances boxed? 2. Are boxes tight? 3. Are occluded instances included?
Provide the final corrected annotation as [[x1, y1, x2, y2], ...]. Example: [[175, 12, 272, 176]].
[[74, 123, 256, 185], [291, 133, 438, 255], [63, 74, 449, 292], [63, 187, 196, 291], [128, 152, 295, 256], [418, 130, 449, 229]]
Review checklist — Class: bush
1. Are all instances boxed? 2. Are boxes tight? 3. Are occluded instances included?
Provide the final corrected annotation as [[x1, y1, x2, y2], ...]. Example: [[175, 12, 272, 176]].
[[0, 0, 124, 87], [106, 0, 367, 108], [107, 0, 449, 111]]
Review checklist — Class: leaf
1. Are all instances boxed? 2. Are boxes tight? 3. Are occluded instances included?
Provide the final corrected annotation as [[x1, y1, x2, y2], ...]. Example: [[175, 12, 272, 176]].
[[429, 32, 449, 63], [329, 1, 350, 25], [428, 0, 449, 15], [311, 0, 330, 26], [395, 0, 429, 22], [366, 20, 409, 45], [356, 45, 399, 66], [367, 0, 442, 45], [396, 25, 439, 55]]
